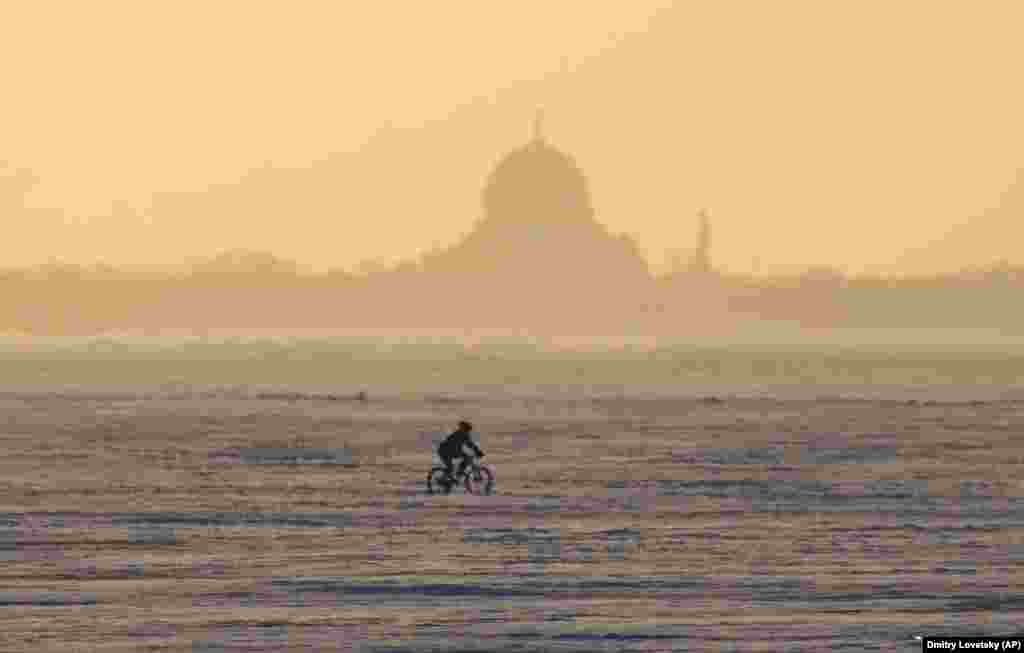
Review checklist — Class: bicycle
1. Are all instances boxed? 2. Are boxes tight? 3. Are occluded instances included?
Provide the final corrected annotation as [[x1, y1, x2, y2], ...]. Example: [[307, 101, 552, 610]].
[[426, 457, 495, 495]]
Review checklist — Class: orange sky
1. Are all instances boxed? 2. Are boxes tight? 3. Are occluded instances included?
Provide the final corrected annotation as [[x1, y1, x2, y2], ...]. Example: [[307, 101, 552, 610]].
[[3, 1, 1023, 276]]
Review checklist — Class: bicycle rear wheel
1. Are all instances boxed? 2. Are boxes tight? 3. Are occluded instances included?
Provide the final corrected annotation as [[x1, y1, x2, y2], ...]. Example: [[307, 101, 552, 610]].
[[427, 467, 455, 495], [464, 465, 495, 496]]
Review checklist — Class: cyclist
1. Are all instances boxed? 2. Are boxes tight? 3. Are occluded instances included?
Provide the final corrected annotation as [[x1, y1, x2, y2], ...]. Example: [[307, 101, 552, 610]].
[[438, 420, 484, 482]]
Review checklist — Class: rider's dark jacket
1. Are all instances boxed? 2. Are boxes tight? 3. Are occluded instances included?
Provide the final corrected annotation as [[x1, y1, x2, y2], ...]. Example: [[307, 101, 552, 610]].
[[438, 429, 482, 458]]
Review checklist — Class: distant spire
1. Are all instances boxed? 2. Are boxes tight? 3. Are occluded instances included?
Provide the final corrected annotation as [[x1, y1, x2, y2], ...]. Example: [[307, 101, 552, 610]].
[[532, 106, 545, 143], [690, 208, 712, 274]]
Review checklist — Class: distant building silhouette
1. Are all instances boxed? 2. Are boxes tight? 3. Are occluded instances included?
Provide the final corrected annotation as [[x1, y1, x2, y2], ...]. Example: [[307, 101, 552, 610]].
[[417, 111, 650, 317], [688, 209, 713, 274]]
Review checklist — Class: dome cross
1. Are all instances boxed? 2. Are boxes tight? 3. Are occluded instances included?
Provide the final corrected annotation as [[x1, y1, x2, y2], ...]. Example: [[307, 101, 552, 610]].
[[532, 107, 545, 144]]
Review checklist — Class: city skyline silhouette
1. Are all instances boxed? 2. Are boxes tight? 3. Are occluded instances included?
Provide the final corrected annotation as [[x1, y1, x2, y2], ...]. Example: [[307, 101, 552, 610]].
[[2, 2, 1023, 278]]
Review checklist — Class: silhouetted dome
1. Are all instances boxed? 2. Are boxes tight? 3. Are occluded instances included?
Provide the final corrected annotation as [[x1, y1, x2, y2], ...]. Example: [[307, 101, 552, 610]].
[[417, 124, 652, 322], [481, 137, 595, 227]]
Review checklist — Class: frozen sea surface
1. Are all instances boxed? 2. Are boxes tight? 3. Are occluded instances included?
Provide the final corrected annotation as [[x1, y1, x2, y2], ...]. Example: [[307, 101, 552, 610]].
[[1, 381, 1022, 650]]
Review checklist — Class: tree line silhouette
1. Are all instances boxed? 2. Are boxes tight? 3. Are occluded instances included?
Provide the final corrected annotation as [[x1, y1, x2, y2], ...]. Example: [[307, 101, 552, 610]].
[[2, 249, 1024, 335]]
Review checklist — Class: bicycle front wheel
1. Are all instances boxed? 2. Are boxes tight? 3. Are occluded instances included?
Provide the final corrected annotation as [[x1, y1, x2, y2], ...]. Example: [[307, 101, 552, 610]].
[[464, 465, 495, 496]]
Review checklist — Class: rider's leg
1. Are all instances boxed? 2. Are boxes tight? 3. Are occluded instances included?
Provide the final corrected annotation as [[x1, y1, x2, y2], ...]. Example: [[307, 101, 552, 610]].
[[439, 451, 456, 480], [457, 455, 471, 477]]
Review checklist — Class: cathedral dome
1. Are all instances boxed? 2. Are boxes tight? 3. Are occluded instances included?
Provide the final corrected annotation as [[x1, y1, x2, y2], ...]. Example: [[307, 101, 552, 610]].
[[480, 135, 595, 228], [419, 111, 651, 316]]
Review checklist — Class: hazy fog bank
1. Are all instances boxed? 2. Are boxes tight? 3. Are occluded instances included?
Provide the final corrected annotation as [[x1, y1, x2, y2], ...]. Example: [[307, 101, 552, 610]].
[[2, 336, 1022, 402]]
